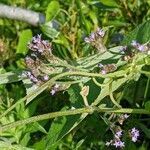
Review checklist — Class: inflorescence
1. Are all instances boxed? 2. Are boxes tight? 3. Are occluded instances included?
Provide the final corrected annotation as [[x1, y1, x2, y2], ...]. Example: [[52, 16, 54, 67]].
[[24, 34, 52, 84], [84, 27, 106, 53], [105, 114, 140, 149]]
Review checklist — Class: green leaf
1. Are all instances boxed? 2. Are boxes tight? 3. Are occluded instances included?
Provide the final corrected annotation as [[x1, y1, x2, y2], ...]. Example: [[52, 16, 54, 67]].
[[41, 23, 59, 39], [99, 0, 119, 7], [45, 1, 60, 21], [0, 71, 22, 84], [92, 76, 128, 106], [22, 78, 40, 104], [45, 84, 85, 149], [138, 123, 150, 139], [122, 20, 150, 45], [0, 140, 34, 150], [145, 101, 150, 111], [17, 29, 32, 55]]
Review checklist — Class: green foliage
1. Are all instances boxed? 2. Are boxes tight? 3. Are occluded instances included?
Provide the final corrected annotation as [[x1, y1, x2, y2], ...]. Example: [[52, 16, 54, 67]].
[[17, 29, 33, 55], [122, 20, 150, 45], [0, 0, 150, 149], [45, 1, 60, 21]]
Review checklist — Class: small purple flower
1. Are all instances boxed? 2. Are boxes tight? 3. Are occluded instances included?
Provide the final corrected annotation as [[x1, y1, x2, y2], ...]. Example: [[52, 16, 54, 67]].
[[137, 44, 145, 51], [115, 130, 123, 138], [130, 128, 140, 142], [113, 140, 125, 148], [43, 75, 49, 81]]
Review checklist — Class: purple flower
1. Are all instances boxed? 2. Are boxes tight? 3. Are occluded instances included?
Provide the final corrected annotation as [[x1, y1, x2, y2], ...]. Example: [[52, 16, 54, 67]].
[[28, 34, 52, 54], [113, 140, 125, 148], [43, 75, 49, 81], [130, 128, 140, 142], [137, 45, 145, 51], [115, 130, 123, 138]]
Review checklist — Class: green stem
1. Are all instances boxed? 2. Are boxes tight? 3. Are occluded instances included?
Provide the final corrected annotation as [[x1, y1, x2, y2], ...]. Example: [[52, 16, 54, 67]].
[[0, 107, 149, 132], [144, 78, 150, 99], [140, 70, 150, 76], [109, 82, 121, 108], [92, 78, 112, 87], [0, 70, 127, 119]]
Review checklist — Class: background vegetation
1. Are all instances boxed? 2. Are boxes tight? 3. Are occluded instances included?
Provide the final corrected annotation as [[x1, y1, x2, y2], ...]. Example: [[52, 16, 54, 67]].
[[0, 0, 150, 149]]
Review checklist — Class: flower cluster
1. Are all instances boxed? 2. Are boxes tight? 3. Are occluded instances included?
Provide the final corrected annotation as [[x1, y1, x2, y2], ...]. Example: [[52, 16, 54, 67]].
[[28, 34, 52, 54], [98, 63, 117, 74], [130, 128, 140, 142], [24, 34, 53, 84], [106, 129, 125, 148], [84, 27, 106, 53], [84, 27, 105, 43], [105, 114, 140, 149], [120, 40, 149, 61]]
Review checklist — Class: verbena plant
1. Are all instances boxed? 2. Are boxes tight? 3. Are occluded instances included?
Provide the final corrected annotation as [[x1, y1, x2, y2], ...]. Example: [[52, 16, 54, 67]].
[[0, 20, 150, 149], [0, 1, 150, 150]]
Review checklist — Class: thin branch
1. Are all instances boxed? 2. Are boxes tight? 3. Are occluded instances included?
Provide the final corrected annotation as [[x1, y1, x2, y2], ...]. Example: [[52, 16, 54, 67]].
[[0, 3, 45, 26]]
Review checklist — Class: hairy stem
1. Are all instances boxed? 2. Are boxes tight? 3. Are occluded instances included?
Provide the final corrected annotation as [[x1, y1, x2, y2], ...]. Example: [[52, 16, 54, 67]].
[[0, 107, 149, 132], [0, 70, 127, 119]]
